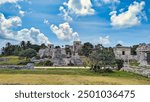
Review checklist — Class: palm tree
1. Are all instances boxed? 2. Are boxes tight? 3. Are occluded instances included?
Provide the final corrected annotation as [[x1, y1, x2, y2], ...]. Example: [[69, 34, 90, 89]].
[[26, 41, 31, 48], [20, 41, 26, 50]]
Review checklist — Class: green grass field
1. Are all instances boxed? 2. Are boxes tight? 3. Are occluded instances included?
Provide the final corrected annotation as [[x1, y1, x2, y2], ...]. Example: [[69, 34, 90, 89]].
[[0, 56, 26, 65], [0, 68, 150, 85]]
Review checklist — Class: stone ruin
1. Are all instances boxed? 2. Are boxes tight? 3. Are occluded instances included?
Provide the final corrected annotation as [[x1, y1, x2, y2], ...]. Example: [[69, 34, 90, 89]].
[[113, 44, 150, 67], [37, 41, 83, 66], [136, 44, 150, 66], [0, 63, 34, 70], [114, 44, 150, 78]]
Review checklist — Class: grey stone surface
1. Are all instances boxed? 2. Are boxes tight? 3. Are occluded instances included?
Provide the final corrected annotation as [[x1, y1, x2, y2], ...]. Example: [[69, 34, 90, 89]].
[[37, 41, 83, 66], [0, 63, 34, 70], [121, 67, 150, 78], [114, 44, 150, 66]]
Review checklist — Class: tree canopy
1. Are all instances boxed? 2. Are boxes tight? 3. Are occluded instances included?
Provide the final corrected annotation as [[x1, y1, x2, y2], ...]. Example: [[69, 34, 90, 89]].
[[80, 42, 94, 57], [19, 48, 37, 59]]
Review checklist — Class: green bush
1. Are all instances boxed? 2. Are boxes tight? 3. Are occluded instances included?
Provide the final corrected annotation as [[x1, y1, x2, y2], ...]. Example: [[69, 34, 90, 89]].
[[115, 59, 124, 70], [17, 61, 31, 65], [36, 60, 53, 66], [90, 65, 113, 73], [44, 60, 53, 66], [130, 60, 140, 66]]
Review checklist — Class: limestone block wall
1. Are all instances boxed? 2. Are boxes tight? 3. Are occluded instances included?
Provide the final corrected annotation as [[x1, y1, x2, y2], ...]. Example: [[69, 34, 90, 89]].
[[114, 47, 131, 60], [121, 67, 150, 78], [0, 63, 34, 70]]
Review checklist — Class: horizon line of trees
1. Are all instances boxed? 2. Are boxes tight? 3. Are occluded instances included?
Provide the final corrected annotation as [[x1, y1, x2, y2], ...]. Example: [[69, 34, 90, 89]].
[[1, 41, 47, 56]]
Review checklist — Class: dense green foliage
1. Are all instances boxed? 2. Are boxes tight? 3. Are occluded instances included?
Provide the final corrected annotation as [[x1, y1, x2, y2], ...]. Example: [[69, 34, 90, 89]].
[[129, 60, 140, 66], [115, 59, 124, 70], [19, 48, 37, 59], [1, 41, 47, 56], [131, 45, 139, 55], [89, 45, 115, 72], [90, 48, 115, 66], [36, 60, 53, 66], [80, 42, 94, 57]]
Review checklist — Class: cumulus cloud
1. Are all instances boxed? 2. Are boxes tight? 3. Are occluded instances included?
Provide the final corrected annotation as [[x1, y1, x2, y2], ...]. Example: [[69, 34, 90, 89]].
[[102, 0, 120, 4], [0, 0, 19, 5], [110, 1, 146, 28], [17, 27, 50, 44], [44, 19, 50, 25], [99, 36, 110, 45], [19, 10, 25, 17], [50, 22, 80, 41], [63, 0, 95, 16], [0, 13, 51, 45], [0, 0, 26, 17], [93, 0, 120, 8], [59, 6, 73, 22]]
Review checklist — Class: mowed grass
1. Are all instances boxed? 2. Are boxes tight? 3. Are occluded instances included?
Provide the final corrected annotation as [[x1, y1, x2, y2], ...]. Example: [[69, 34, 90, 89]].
[[0, 68, 150, 85]]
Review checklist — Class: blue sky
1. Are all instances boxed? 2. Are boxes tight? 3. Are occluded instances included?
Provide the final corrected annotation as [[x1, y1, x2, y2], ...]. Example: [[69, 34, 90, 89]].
[[0, 0, 150, 48]]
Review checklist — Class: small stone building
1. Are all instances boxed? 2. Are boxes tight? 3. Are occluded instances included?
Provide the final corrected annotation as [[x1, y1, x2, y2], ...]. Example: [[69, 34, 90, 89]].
[[113, 46, 132, 60], [114, 44, 150, 66]]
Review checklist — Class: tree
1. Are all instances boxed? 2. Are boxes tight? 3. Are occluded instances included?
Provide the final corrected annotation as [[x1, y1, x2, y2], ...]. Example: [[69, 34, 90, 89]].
[[95, 44, 103, 51], [20, 41, 26, 50], [30, 44, 41, 52], [131, 45, 139, 55], [40, 43, 47, 49], [116, 44, 122, 47], [19, 48, 37, 59], [2, 42, 15, 55], [115, 59, 124, 70], [81, 42, 93, 57], [26, 41, 31, 49], [89, 47, 115, 72]]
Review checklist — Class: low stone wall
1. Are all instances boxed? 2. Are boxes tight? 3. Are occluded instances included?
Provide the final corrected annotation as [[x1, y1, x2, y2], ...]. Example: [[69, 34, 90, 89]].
[[0, 63, 34, 70], [121, 67, 150, 78]]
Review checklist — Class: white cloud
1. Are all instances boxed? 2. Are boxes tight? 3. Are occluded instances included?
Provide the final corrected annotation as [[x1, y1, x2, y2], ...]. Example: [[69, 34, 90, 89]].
[[117, 40, 124, 45], [44, 19, 50, 25], [59, 6, 73, 22], [17, 27, 51, 45], [19, 10, 25, 17], [110, 1, 146, 28], [99, 36, 110, 45], [63, 0, 95, 16], [50, 22, 80, 41], [0, 0, 19, 5], [0, 13, 51, 45], [0, 0, 27, 17], [93, 0, 120, 8], [102, 0, 120, 4]]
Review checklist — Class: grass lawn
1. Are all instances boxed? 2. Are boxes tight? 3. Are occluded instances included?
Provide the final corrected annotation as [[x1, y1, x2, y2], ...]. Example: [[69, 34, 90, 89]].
[[0, 68, 150, 85], [0, 56, 26, 65]]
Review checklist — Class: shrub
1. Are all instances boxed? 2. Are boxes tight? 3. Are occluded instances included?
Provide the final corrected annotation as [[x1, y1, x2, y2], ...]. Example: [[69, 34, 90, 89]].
[[130, 60, 140, 66], [17, 61, 31, 65], [115, 59, 124, 70], [90, 65, 113, 73], [36, 60, 53, 66], [17, 59, 31, 65], [44, 60, 53, 66], [19, 48, 37, 59]]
